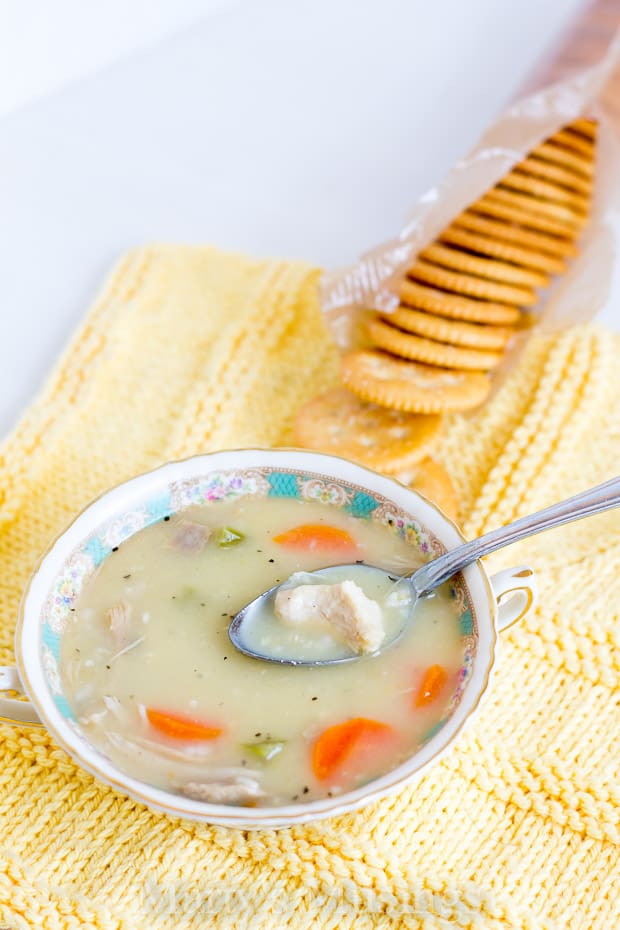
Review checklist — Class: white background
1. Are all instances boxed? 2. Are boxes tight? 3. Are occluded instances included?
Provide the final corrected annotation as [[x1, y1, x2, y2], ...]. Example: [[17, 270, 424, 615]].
[[0, 0, 610, 436]]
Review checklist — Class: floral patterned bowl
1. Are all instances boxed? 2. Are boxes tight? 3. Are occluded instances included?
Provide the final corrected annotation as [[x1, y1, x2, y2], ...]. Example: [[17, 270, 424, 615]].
[[0, 449, 536, 829]]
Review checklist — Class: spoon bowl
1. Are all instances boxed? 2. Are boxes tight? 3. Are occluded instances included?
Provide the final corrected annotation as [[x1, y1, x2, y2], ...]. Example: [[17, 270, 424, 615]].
[[228, 563, 415, 665]]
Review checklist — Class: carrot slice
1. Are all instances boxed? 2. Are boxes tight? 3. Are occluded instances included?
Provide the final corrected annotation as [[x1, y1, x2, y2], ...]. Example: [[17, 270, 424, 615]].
[[146, 708, 223, 741], [415, 665, 447, 707], [273, 523, 357, 553], [312, 717, 392, 780]]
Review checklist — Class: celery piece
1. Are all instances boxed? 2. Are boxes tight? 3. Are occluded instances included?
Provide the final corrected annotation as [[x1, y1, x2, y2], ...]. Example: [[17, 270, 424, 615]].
[[217, 527, 245, 548], [242, 740, 285, 762]]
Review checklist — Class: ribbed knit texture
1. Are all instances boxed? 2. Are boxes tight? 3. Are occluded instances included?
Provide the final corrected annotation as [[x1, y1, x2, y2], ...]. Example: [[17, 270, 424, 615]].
[[0, 245, 618, 930]]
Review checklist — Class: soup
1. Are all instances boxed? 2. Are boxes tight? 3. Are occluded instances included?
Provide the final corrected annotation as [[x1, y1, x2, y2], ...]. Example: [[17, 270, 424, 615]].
[[60, 496, 470, 807]]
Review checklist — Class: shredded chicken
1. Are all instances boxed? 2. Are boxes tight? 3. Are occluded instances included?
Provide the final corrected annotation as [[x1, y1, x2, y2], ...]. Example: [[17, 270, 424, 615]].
[[274, 580, 384, 654], [181, 776, 264, 804], [131, 733, 214, 762], [107, 601, 133, 649], [78, 709, 108, 726], [172, 521, 212, 553], [109, 636, 144, 664], [105, 731, 207, 768], [79, 694, 130, 727]]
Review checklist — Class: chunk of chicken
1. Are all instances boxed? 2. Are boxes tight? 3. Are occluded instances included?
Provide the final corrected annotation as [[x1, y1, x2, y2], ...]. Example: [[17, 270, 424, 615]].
[[107, 601, 133, 649], [274, 580, 384, 654], [181, 776, 264, 805], [172, 520, 212, 553]]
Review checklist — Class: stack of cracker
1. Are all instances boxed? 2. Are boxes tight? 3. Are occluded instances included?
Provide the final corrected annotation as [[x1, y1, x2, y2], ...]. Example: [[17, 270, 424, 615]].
[[295, 119, 596, 523]]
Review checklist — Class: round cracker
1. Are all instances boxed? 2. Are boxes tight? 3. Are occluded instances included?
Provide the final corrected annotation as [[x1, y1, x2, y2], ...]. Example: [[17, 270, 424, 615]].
[[383, 306, 516, 350], [399, 279, 522, 325], [392, 458, 460, 523], [408, 258, 537, 307], [420, 242, 548, 288], [570, 118, 597, 140], [491, 187, 587, 229], [500, 170, 590, 214], [531, 141, 594, 178], [453, 211, 577, 258], [550, 128, 595, 158], [472, 193, 583, 239], [341, 350, 490, 414], [367, 317, 503, 371], [294, 387, 442, 472], [439, 225, 567, 275], [516, 155, 592, 196]]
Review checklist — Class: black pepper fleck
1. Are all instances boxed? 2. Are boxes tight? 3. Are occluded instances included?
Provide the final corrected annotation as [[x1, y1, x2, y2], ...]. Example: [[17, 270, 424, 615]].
[[254, 732, 262, 737], [201, 603, 206, 607], [112, 546, 119, 552], [292, 795, 298, 801], [123, 574, 131, 580], [355, 560, 364, 564], [223, 656, 228, 661], [268, 558, 275, 563], [303, 786, 309, 794], [311, 696, 318, 701], [327, 791, 333, 797], [105, 664, 111, 670], [164, 516, 170, 521]]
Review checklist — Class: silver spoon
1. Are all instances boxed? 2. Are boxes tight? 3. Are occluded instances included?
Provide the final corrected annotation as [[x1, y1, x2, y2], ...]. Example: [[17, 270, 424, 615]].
[[229, 476, 620, 666]]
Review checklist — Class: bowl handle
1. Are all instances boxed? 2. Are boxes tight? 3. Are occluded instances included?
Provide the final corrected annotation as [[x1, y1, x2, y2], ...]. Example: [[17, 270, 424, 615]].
[[489, 566, 538, 633], [0, 666, 43, 727]]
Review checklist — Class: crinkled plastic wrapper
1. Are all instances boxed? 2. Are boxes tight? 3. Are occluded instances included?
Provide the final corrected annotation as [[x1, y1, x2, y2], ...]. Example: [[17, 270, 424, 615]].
[[321, 2, 620, 388]]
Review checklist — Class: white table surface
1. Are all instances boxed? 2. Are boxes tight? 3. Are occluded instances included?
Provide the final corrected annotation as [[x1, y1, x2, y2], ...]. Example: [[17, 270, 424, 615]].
[[0, 0, 615, 438]]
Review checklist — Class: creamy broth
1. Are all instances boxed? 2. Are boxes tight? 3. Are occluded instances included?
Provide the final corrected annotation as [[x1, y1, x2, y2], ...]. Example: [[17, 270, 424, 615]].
[[61, 497, 467, 807]]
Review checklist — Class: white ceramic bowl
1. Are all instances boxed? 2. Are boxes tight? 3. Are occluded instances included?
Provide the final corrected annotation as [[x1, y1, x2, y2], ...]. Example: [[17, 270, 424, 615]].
[[0, 449, 536, 829]]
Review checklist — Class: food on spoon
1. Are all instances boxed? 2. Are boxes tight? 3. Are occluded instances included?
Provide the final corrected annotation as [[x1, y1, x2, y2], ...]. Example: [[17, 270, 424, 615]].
[[274, 580, 384, 655]]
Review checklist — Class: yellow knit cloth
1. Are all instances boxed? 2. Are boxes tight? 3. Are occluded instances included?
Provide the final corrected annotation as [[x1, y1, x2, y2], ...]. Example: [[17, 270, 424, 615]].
[[0, 246, 618, 930]]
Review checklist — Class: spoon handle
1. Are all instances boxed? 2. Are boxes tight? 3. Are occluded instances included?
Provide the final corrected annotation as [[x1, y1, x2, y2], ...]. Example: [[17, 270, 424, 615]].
[[410, 476, 620, 597]]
